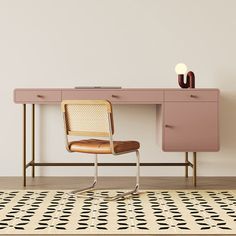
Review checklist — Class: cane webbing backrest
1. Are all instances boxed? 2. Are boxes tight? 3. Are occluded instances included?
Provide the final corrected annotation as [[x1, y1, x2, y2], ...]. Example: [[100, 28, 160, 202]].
[[61, 100, 114, 137]]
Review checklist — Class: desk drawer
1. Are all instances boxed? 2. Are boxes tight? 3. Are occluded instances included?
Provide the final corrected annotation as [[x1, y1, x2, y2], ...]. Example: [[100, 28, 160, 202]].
[[165, 90, 219, 102], [108, 90, 163, 103], [62, 90, 163, 104], [14, 90, 61, 103]]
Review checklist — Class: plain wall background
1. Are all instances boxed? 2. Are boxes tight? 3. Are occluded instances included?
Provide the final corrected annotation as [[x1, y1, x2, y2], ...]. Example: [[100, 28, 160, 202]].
[[0, 0, 236, 177]]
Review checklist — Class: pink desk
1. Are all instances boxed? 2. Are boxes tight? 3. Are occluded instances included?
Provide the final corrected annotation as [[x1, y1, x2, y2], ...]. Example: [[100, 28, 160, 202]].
[[14, 88, 220, 186]]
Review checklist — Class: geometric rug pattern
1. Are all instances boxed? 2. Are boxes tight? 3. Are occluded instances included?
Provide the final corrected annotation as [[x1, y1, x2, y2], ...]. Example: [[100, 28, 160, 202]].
[[0, 190, 236, 234]]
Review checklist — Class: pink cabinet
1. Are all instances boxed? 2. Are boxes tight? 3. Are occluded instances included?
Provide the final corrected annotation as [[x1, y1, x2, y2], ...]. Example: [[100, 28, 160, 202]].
[[163, 101, 219, 152]]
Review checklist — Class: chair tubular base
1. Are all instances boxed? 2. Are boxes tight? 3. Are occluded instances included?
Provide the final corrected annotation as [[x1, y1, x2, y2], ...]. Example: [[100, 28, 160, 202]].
[[105, 184, 139, 201], [69, 185, 139, 201], [68, 151, 140, 201], [70, 180, 97, 195]]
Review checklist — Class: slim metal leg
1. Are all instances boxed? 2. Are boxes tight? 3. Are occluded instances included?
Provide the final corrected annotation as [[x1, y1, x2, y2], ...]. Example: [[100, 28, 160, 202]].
[[106, 150, 140, 201], [70, 154, 98, 195], [94, 153, 98, 183], [23, 104, 26, 186], [136, 150, 140, 190], [32, 104, 35, 178], [185, 152, 188, 178], [193, 152, 197, 186]]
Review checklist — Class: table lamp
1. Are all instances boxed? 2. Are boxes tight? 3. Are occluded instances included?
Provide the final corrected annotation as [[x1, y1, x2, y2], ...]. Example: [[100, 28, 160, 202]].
[[175, 63, 195, 89]]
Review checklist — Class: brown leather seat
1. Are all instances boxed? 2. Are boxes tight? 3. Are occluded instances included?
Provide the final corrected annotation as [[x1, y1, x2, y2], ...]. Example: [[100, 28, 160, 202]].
[[69, 139, 140, 154]]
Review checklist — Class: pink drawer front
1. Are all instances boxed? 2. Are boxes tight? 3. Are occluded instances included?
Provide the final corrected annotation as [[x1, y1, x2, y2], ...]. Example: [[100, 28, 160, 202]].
[[165, 90, 219, 102], [14, 90, 61, 103], [62, 89, 163, 104]]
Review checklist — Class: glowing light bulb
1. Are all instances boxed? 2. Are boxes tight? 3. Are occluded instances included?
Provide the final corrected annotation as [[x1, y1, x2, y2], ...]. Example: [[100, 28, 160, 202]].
[[175, 63, 187, 75]]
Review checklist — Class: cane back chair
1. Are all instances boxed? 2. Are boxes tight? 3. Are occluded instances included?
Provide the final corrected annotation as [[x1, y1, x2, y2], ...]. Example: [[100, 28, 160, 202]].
[[61, 100, 140, 200]]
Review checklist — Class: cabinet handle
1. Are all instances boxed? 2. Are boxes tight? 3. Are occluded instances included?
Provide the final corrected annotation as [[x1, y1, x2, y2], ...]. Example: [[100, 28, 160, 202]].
[[37, 95, 44, 98], [111, 94, 119, 98], [165, 124, 172, 128], [190, 94, 198, 98]]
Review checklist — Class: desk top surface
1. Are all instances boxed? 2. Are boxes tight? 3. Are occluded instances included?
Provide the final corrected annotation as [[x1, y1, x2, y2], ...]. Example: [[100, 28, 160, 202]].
[[14, 88, 219, 104], [14, 87, 219, 91]]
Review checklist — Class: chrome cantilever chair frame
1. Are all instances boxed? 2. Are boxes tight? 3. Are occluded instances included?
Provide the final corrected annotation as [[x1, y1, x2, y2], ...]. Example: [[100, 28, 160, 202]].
[[61, 100, 140, 201]]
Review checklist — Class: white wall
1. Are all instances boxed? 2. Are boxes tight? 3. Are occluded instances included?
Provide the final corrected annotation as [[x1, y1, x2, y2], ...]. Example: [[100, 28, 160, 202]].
[[0, 0, 236, 176]]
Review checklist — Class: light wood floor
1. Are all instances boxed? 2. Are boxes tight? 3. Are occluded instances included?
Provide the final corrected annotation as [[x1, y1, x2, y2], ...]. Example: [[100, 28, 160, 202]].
[[1, 176, 236, 189]]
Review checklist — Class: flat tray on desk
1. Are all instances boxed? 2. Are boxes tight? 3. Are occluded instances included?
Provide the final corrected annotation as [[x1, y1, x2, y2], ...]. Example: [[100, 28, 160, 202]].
[[74, 86, 122, 89]]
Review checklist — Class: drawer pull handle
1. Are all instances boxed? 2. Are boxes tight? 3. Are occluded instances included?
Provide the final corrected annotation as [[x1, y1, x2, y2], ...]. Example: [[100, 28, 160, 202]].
[[165, 124, 173, 128], [37, 95, 44, 98], [111, 95, 119, 98], [190, 94, 198, 98]]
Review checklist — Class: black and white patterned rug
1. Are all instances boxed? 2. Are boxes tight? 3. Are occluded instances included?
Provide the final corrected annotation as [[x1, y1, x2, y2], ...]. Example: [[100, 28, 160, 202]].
[[0, 190, 236, 234]]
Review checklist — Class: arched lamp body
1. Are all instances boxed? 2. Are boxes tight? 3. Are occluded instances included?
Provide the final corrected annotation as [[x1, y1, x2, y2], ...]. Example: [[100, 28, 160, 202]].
[[178, 71, 195, 89]]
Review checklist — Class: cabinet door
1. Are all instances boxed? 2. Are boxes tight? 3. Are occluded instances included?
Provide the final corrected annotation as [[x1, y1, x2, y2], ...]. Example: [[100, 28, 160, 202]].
[[163, 102, 219, 152]]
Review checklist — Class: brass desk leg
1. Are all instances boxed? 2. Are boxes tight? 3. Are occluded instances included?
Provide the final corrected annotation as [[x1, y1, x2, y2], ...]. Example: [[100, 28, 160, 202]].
[[23, 104, 26, 186], [193, 152, 197, 186], [185, 152, 188, 178], [32, 104, 35, 178]]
